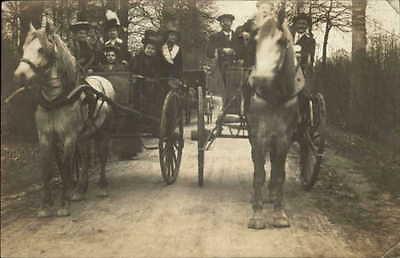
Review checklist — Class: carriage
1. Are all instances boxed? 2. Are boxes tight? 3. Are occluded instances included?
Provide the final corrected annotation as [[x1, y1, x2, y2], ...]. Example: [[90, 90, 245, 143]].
[[72, 71, 184, 184], [78, 69, 206, 185], [192, 63, 327, 189]]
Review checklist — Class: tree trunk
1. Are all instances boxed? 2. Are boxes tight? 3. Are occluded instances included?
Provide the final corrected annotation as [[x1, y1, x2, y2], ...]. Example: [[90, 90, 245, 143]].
[[322, 23, 331, 66], [350, 0, 367, 132]]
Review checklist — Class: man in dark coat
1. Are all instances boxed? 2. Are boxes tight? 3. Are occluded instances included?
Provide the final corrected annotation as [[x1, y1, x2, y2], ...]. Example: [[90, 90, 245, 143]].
[[290, 13, 316, 80], [69, 15, 96, 77], [207, 14, 237, 77]]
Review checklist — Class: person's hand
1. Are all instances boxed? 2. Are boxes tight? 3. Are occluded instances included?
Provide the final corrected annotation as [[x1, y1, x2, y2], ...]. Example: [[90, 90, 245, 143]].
[[121, 60, 128, 65], [202, 65, 212, 74], [222, 48, 234, 55], [87, 69, 94, 74], [236, 59, 244, 65], [242, 32, 250, 40]]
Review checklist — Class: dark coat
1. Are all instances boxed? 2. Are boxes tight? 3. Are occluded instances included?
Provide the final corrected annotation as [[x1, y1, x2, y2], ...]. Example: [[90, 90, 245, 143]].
[[206, 30, 237, 60], [160, 44, 183, 79], [234, 19, 257, 67], [129, 52, 161, 78], [69, 39, 95, 73], [291, 30, 316, 73], [95, 62, 126, 73]]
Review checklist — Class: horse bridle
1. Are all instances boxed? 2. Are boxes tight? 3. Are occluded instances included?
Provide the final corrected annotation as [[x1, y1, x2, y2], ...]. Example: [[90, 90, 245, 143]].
[[19, 57, 54, 77]]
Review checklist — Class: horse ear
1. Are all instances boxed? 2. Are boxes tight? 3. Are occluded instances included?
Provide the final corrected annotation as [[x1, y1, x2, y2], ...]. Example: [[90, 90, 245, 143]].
[[29, 23, 36, 32], [277, 9, 285, 30], [277, 1, 286, 30]]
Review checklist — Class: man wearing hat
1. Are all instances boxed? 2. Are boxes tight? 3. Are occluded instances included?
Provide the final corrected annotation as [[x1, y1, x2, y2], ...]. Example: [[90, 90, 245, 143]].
[[207, 14, 237, 69], [291, 13, 316, 80], [104, 18, 125, 60], [69, 13, 95, 76]]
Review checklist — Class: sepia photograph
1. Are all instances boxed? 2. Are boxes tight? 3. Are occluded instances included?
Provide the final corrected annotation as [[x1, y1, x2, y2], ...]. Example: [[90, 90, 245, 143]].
[[1, 0, 399, 257]]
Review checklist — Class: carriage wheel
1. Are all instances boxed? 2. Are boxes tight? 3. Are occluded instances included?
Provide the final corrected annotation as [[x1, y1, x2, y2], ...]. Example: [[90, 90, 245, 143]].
[[197, 86, 205, 187], [300, 93, 327, 191], [159, 91, 184, 185]]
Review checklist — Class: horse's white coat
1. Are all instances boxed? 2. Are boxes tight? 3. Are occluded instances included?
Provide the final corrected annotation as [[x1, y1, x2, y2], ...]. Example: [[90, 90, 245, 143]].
[[254, 19, 284, 80]]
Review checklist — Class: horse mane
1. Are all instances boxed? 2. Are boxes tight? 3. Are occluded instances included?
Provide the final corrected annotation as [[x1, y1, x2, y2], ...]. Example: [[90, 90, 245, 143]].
[[52, 34, 77, 89], [31, 29, 77, 90]]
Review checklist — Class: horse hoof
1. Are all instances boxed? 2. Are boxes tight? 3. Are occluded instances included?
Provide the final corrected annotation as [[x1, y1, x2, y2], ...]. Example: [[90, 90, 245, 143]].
[[70, 192, 84, 202], [272, 209, 290, 228], [96, 189, 109, 198], [37, 208, 53, 218], [248, 211, 266, 230], [56, 208, 70, 217]]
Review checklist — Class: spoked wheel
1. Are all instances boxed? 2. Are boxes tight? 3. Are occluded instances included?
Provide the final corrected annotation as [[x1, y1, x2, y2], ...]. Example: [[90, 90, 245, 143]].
[[159, 90, 184, 185], [299, 93, 327, 191], [197, 86, 205, 187]]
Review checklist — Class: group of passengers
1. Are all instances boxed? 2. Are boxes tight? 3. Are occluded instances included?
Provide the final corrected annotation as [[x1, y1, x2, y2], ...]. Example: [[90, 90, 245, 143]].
[[69, 13, 182, 80]]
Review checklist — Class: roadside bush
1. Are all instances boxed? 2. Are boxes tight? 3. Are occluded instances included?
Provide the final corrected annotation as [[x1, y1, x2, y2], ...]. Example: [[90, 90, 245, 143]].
[[314, 33, 400, 142]]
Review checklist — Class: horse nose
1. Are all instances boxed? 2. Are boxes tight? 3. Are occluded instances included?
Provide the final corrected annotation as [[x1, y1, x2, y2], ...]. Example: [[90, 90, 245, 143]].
[[14, 70, 27, 85]]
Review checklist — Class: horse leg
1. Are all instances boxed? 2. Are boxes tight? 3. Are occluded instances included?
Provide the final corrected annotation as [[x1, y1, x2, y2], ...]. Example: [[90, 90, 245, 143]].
[[95, 130, 110, 198], [248, 134, 268, 229], [37, 133, 55, 217], [70, 141, 89, 201], [269, 136, 290, 228], [56, 137, 76, 217]]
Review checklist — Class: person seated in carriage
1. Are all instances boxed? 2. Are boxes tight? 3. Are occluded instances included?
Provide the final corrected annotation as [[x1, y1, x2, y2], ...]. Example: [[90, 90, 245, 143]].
[[206, 14, 238, 81], [95, 45, 127, 72], [160, 29, 183, 80], [104, 18, 126, 64], [129, 31, 162, 131], [290, 13, 316, 83], [68, 13, 96, 77]]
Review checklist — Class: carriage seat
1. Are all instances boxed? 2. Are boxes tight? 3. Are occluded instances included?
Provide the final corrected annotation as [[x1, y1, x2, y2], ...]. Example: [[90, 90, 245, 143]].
[[218, 113, 243, 124]]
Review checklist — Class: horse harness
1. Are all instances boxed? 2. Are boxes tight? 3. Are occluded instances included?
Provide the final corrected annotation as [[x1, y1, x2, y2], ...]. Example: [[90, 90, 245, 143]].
[[19, 55, 104, 130]]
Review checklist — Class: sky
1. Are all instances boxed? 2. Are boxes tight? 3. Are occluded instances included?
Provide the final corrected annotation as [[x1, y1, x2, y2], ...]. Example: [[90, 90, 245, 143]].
[[214, 0, 400, 58]]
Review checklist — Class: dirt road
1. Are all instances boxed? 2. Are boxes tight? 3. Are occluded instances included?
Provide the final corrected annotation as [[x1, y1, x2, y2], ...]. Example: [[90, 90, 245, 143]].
[[1, 128, 361, 258]]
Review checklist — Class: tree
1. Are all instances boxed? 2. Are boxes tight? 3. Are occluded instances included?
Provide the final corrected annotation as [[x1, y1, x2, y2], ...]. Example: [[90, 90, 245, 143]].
[[349, 0, 367, 132], [310, 0, 352, 65]]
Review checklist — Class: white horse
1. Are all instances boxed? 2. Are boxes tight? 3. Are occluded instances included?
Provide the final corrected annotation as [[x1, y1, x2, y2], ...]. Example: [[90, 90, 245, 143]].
[[14, 24, 115, 217]]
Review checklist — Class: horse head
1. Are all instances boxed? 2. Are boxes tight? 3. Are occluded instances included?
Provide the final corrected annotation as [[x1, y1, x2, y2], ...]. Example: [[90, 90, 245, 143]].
[[250, 8, 296, 98], [14, 23, 77, 87], [14, 23, 57, 84]]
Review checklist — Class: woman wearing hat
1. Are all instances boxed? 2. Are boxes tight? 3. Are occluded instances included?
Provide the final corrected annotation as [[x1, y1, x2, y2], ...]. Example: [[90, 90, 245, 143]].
[[160, 29, 183, 79], [69, 14, 96, 76], [129, 33, 162, 131]]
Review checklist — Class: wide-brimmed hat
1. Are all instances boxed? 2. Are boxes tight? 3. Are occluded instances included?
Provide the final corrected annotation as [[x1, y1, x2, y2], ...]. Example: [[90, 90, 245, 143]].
[[293, 13, 312, 26], [217, 14, 235, 22]]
